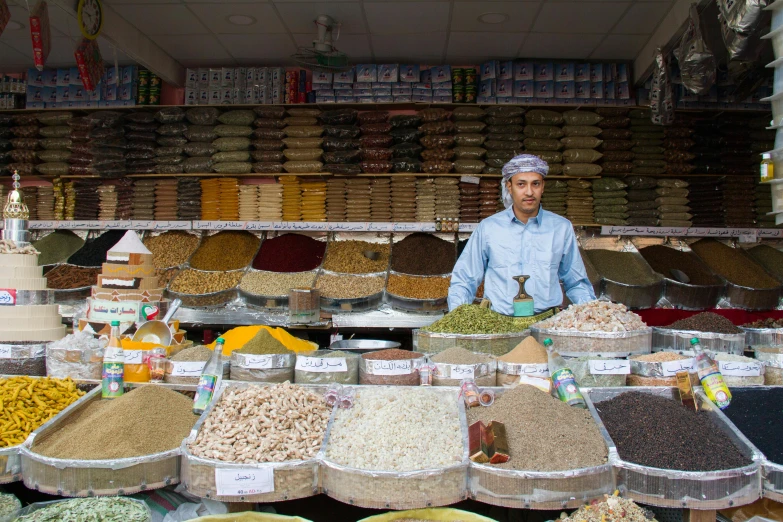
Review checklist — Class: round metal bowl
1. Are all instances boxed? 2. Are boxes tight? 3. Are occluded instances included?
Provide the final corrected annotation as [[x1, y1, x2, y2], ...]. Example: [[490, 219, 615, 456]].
[[329, 340, 401, 354]]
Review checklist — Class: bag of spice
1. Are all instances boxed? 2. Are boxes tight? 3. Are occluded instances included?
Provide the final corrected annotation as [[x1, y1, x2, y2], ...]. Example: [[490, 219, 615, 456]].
[[430, 347, 496, 386], [228, 329, 296, 382], [359, 348, 425, 385]]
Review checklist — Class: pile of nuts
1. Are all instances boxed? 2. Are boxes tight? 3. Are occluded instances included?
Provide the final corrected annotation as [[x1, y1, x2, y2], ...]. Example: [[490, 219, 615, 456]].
[[143, 231, 201, 268], [188, 382, 330, 463], [0, 240, 38, 255], [536, 301, 647, 332], [317, 274, 384, 299], [322, 240, 390, 273], [387, 274, 450, 299], [240, 271, 316, 296], [169, 268, 242, 295]]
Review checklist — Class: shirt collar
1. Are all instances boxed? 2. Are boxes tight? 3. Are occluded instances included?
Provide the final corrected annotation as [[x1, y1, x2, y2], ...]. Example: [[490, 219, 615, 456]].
[[506, 205, 545, 226]]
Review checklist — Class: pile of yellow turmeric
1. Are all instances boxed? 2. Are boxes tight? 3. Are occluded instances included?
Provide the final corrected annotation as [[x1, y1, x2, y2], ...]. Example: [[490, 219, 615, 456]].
[[206, 325, 318, 355], [0, 376, 85, 447]]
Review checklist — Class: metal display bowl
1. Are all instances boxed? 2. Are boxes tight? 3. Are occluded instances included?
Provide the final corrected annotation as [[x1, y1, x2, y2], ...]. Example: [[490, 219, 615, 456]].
[[385, 273, 449, 314], [328, 340, 401, 354], [740, 327, 783, 350], [661, 278, 725, 311], [21, 384, 195, 497], [239, 269, 318, 311], [414, 330, 530, 357], [316, 271, 386, 314], [600, 279, 664, 310], [585, 387, 762, 509], [529, 327, 653, 358], [723, 283, 783, 311], [652, 328, 746, 355], [166, 268, 244, 308]]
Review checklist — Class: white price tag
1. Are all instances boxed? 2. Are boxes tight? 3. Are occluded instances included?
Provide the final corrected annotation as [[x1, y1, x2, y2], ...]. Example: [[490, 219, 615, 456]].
[[718, 361, 762, 377], [460, 175, 480, 185], [295, 356, 348, 373], [0, 345, 12, 359], [661, 358, 696, 377], [369, 360, 413, 376], [214, 468, 274, 497], [450, 365, 475, 379], [0, 290, 16, 306], [239, 355, 274, 369], [169, 361, 206, 376], [589, 360, 631, 375], [124, 350, 143, 365]]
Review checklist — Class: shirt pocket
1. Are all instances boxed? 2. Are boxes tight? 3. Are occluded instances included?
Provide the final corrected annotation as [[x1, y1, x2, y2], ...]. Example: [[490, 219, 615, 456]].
[[534, 250, 557, 268]]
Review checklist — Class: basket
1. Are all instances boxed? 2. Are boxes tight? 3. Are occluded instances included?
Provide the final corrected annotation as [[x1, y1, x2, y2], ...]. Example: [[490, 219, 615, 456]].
[[530, 327, 653, 358]]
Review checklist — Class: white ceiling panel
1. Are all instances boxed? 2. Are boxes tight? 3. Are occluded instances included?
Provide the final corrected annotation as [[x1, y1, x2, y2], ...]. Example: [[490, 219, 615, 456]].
[[451, 1, 540, 33], [613, 2, 672, 34], [0, 43, 35, 67], [153, 34, 234, 64], [590, 33, 649, 59], [370, 33, 446, 62], [532, 2, 631, 34], [364, 2, 451, 34], [293, 33, 372, 61], [2, 36, 82, 68], [188, 3, 287, 34], [218, 34, 297, 62], [520, 33, 604, 58], [447, 32, 525, 58], [276, 2, 367, 34], [112, 4, 209, 35]]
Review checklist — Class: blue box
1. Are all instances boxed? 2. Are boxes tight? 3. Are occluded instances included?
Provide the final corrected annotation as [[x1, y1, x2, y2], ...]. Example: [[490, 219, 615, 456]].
[[498, 61, 514, 80], [316, 94, 335, 103], [56, 86, 71, 103], [433, 88, 452, 97], [312, 70, 332, 84], [477, 95, 496, 104], [412, 94, 433, 103], [336, 96, 355, 103], [590, 63, 604, 83], [185, 88, 198, 105], [375, 95, 394, 102], [42, 87, 57, 105], [56, 68, 71, 87], [392, 86, 412, 95], [103, 85, 117, 101], [335, 89, 353, 96], [433, 95, 451, 103], [357, 96, 374, 103], [617, 82, 630, 100], [373, 87, 392, 95], [514, 62, 534, 81], [122, 65, 138, 85], [119, 83, 136, 101], [335, 68, 354, 83], [311, 83, 332, 91], [393, 95, 412, 102], [534, 63, 553, 81], [71, 85, 87, 101], [535, 81, 554, 98], [556, 63, 575, 81], [333, 81, 352, 89], [514, 80, 534, 97], [356, 64, 377, 82], [353, 88, 372, 96], [413, 82, 432, 90], [27, 69, 44, 87], [481, 61, 497, 80], [412, 88, 431, 96], [479, 79, 495, 97], [497, 97, 518, 105], [604, 81, 616, 100], [420, 69, 432, 83], [604, 64, 616, 82], [496, 79, 513, 97], [555, 81, 575, 99], [590, 82, 603, 99], [378, 64, 398, 83], [27, 102, 45, 109], [617, 63, 629, 83], [399, 64, 420, 82], [70, 67, 83, 86], [430, 65, 451, 83], [575, 81, 591, 99], [575, 63, 590, 82], [26, 86, 43, 103]]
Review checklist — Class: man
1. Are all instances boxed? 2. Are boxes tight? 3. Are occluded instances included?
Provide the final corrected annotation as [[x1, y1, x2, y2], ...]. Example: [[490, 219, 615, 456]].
[[448, 154, 595, 315]]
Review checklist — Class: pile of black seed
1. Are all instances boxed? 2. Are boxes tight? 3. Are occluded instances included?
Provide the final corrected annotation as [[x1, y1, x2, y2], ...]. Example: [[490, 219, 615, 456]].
[[662, 312, 741, 334], [596, 391, 751, 471], [722, 389, 783, 464], [66, 230, 126, 267]]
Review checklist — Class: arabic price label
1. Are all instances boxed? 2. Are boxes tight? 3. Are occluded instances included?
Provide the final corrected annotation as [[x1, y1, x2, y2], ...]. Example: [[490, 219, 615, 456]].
[[170, 361, 207, 376], [295, 356, 348, 373], [214, 468, 274, 496], [588, 360, 631, 375], [369, 360, 413, 376], [449, 365, 475, 379], [0, 345, 12, 359], [661, 358, 696, 377], [718, 361, 762, 377], [239, 355, 274, 369], [124, 350, 143, 365]]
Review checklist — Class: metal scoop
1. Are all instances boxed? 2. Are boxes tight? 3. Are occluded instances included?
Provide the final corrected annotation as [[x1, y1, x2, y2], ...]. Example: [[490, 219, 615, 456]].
[[131, 299, 181, 346], [669, 269, 691, 284], [363, 250, 380, 261]]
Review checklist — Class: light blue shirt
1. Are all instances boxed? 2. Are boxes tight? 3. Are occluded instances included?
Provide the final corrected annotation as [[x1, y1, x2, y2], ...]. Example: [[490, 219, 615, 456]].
[[448, 206, 595, 315]]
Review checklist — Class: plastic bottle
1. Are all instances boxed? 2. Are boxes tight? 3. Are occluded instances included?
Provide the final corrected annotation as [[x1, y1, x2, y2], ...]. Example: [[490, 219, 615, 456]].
[[690, 338, 732, 409], [102, 321, 125, 399], [760, 153, 774, 183], [193, 337, 224, 415], [544, 338, 586, 408]]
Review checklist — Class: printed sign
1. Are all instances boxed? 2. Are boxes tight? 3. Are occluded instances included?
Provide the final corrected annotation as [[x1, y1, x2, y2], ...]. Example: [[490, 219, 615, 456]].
[[215, 468, 274, 496], [589, 360, 631, 375], [295, 356, 348, 373]]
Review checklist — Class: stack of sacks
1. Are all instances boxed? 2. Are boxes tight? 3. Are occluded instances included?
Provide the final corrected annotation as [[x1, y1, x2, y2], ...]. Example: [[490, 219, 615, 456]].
[[212, 110, 254, 175], [97, 184, 117, 220], [389, 113, 422, 174], [723, 177, 756, 228], [154, 179, 178, 221], [629, 110, 666, 177], [0, 114, 11, 176], [369, 178, 391, 222], [418, 108, 455, 174], [154, 108, 187, 175], [0, 185, 5, 208], [300, 179, 327, 222], [566, 179, 594, 224], [258, 183, 283, 222], [692, 120, 724, 174], [176, 178, 201, 221], [183, 107, 218, 175], [280, 175, 302, 222], [720, 116, 756, 177], [125, 111, 158, 175], [592, 178, 628, 226], [52, 177, 65, 219], [359, 111, 393, 175], [485, 107, 524, 175], [63, 181, 75, 220], [391, 176, 418, 223], [459, 180, 481, 223], [416, 178, 437, 223], [686, 177, 724, 227], [239, 185, 259, 221], [22, 186, 37, 220], [345, 178, 371, 222], [755, 182, 776, 228], [199, 178, 220, 221], [523, 109, 560, 175], [251, 106, 287, 174], [434, 178, 460, 219], [35, 111, 72, 177], [132, 180, 156, 220], [625, 176, 659, 226], [72, 180, 102, 220], [67, 112, 126, 178], [218, 178, 239, 221], [8, 113, 40, 177], [541, 179, 567, 217], [596, 108, 633, 177], [663, 123, 696, 176], [479, 178, 501, 221], [320, 109, 360, 176], [36, 185, 55, 220], [656, 179, 691, 227], [452, 107, 486, 175], [561, 110, 603, 177], [325, 179, 347, 222], [283, 108, 323, 174]]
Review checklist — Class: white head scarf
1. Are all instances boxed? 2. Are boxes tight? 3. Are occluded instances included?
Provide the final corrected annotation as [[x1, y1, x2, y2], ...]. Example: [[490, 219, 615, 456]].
[[500, 154, 549, 209]]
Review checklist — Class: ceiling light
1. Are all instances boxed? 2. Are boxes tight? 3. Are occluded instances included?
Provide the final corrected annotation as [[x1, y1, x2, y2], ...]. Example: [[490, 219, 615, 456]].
[[5, 20, 23, 30], [478, 12, 509, 24], [227, 14, 256, 26]]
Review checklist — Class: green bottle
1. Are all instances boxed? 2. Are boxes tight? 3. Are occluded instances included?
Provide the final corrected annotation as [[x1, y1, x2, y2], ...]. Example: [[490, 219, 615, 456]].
[[544, 338, 586, 408], [193, 338, 224, 415], [102, 321, 124, 399]]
